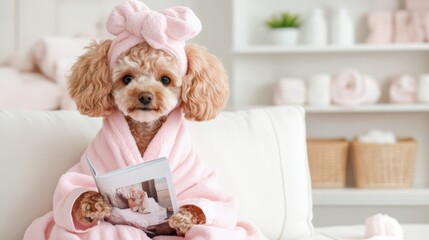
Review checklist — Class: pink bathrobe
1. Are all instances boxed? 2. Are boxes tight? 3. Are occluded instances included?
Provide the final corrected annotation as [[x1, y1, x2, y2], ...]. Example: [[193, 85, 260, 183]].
[[24, 108, 266, 240]]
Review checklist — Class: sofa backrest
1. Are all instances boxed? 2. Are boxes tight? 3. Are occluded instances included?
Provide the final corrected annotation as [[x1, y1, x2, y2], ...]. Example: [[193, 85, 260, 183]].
[[0, 106, 313, 240]]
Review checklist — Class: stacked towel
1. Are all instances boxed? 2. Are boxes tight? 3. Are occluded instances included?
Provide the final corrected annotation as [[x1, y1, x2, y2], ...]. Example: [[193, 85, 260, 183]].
[[423, 13, 429, 41], [389, 75, 417, 103], [331, 69, 380, 106], [273, 78, 306, 105], [366, 11, 393, 44], [307, 74, 331, 106], [365, 214, 403, 240], [366, 9, 429, 43], [394, 11, 425, 43]]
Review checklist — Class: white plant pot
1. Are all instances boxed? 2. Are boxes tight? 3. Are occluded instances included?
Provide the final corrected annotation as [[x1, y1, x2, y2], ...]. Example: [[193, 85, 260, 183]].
[[271, 28, 299, 46]]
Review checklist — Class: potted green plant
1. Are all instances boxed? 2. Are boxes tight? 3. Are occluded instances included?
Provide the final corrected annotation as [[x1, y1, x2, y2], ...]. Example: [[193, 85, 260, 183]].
[[266, 12, 300, 46]]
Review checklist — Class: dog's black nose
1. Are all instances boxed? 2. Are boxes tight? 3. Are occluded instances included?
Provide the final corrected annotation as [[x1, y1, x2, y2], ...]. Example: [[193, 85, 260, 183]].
[[139, 92, 153, 105]]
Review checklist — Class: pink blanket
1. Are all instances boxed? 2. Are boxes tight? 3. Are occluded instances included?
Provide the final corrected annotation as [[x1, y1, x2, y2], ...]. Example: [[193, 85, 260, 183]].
[[24, 108, 265, 240], [0, 67, 62, 110]]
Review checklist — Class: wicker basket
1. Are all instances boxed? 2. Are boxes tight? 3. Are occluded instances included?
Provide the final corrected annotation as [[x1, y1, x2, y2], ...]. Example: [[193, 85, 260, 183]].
[[352, 138, 417, 188], [307, 139, 349, 188]]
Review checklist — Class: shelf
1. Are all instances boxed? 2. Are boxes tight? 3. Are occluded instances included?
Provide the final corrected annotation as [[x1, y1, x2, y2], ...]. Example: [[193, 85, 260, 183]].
[[233, 44, 429, 54], [313, 189, 429, 206], [305, 104, 429, 113], [228, 104, 429, 113]]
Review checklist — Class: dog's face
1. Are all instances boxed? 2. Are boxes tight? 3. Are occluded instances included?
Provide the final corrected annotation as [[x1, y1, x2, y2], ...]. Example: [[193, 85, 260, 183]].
[[111, 43, 182, 123], [69, 40, 229, 122]]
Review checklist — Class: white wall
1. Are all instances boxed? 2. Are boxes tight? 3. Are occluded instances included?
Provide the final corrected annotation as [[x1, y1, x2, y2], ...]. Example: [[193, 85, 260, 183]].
[[189, 0, 232, 74], [0, 0, 232, 74], [0, 0, 16, 60]]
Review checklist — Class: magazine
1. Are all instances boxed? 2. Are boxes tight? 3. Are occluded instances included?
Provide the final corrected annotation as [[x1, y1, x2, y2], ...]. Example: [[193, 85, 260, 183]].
[[87, 156, 178, 237]]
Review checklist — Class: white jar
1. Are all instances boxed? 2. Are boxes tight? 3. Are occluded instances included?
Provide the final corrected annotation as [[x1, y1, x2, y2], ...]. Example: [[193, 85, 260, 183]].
[[307, 74, 331, 106], [330, 8, 355, 46], [418, 74, 429, 103], [304, 8, 328, 46]]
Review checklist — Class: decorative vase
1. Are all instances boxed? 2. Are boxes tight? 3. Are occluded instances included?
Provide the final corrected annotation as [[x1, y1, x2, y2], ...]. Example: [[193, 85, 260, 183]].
[[271, 28, 299, 46], [304, 8, 328, 46], [330, 8, 355, 46]]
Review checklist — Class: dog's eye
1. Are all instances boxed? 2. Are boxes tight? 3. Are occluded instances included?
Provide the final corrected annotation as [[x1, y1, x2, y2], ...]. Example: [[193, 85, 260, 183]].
[[122, 75, 133, 85], [84, 217, 93, 223], [160, 76, 171, 86]]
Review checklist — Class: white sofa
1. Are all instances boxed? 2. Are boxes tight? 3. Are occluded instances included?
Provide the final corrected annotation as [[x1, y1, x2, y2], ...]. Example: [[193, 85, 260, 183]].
[[0, 106, 428, 240]]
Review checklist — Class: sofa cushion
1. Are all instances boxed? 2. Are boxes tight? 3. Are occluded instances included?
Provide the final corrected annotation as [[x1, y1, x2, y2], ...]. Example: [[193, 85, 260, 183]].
[[0, 106, 313, 240], [0, 110, 101, 240], [187, 106, 314, 239]]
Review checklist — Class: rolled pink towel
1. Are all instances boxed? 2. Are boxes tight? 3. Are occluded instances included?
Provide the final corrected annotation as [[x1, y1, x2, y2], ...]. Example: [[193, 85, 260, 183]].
[[273, 78, 306, 105], [365, 214, 403, 239], [394, 11, 425, 43], [331, 69, 380, 106], [389, 75, 417, 103], [366, 11, 393, 44]]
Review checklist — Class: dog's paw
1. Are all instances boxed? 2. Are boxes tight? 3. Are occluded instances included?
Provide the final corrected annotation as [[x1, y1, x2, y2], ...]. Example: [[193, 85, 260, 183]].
[[72, 191, 112, 228], [169, 205, 206, 236]]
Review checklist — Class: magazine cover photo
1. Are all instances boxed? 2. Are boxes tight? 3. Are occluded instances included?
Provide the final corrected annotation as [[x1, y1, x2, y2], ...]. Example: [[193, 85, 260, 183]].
[[104, 177, 175, 235]]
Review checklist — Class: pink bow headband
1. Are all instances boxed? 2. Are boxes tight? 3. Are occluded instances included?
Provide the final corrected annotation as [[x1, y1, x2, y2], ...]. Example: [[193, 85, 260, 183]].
[[106, 0, 202, 76]]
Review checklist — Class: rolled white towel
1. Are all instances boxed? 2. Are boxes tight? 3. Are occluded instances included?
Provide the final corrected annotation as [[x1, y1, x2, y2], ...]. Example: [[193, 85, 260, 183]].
[[31, 37, 92, 80], [359, 130, 396, 144], [365, 214, 403, 240], [273, 78, 306, 105], [389, 75, 417, 103], [418, 74, 429, 103], [331, 69, 381, 106], [307, 74, 331, 106]]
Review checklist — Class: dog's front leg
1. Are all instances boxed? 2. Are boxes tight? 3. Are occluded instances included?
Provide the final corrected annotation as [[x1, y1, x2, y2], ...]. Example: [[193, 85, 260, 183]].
[[169, 205, 206, 236], [72, 191, 112, 229]]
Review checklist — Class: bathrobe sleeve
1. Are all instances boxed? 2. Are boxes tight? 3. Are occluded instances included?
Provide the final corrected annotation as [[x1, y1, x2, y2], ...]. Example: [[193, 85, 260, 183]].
[[52, 162, 98, 233], [178, 172, 238, 229], [173, 149, 238, 230]]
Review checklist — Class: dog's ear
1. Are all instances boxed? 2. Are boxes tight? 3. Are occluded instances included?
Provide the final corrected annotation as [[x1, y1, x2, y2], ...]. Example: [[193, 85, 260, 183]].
[[181, 44, 229, 121], [68, 40, 114, 117]]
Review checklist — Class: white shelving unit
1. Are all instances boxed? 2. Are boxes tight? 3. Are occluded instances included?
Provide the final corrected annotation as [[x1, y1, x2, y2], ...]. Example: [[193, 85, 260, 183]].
[[233, 44, 429, 54], [313, 189, 429, 206], [231, 104, 429, 113], [232, 0, 429, 226]]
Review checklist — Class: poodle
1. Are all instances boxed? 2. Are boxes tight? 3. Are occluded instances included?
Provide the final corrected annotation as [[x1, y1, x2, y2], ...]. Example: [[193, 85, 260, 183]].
[[68, 0, 228, 236]]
